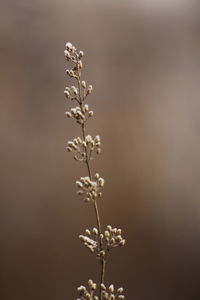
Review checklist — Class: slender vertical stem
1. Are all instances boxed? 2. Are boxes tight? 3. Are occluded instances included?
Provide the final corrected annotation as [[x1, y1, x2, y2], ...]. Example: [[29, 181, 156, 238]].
[[77, 67, 106, 299], [101, 259, 106, 286]]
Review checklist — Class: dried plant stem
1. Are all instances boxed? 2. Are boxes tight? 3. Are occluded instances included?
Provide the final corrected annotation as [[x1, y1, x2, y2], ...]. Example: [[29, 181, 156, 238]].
[[64, 42, 125, 300], [79, 79, 106, 299]]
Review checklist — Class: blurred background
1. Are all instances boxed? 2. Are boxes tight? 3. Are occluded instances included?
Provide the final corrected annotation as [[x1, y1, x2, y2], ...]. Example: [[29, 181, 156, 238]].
[[1, 0, 200, 299]]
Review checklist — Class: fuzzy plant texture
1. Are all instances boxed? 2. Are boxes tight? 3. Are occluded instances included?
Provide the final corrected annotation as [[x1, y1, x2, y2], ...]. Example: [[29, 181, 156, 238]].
[[64, 42, 126, 300]]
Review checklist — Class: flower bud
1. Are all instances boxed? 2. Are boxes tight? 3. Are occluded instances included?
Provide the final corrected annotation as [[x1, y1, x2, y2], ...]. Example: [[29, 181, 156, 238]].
[[92, 227, 98, 235], [98, 178, 105, 187], [108, 284, 114, 293], [65, 112, 72, 118], [64, 49, 70, 58], [81, 81, 86, 88], [76, 181, 83, 188], [89, 111, 94, 117], [117, 288, 124, 294], [79, 50, 84, 58], [64, 90, 70, 98], [95, 173, 100, 180], [87, 85, 93, 94]]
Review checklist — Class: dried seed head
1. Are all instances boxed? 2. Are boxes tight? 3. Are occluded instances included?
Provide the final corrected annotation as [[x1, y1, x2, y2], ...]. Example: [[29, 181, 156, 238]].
[[79, 50, 84, 58], [65, 111, 72, 118], [77, 285, 86, 292], [81, 81, 86, 88], [64, 89, 70, 98], [108, 285, 114, 293], [65, 42, 76, 53], [117, 288, 124, 294], [84, 104, 89, 112], [88, 279, 97, 290], [85, 229, 91, 235], [88, 110, 94, 117], [87, 85, 93, 95], [66, 146, 72, 152], [98, 177, 105, 187], [92, 227, 98, 235], [104, 230, 110, 238], [101, 283, 106, 291], [76, 181, 83, 188], [95, 173, 100, 180], [64, 49, 70, 59], [120, 240, 126, 246], [78, 61, 83, 69]]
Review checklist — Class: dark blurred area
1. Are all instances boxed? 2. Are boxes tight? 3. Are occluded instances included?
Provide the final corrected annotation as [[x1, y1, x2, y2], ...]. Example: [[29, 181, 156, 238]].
[[1, 0, 200, 299]]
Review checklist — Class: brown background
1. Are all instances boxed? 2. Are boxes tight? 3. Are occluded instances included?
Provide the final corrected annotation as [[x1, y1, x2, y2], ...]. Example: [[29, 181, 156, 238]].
[[1, 1, 200, 299]]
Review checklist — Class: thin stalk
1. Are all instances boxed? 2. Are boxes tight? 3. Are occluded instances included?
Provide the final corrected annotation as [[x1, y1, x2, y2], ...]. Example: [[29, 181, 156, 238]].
[[77, 67, 106, 299]]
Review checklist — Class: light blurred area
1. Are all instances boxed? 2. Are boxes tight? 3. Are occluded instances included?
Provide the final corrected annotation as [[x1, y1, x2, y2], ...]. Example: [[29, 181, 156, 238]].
[[0, 0, 200, 299]]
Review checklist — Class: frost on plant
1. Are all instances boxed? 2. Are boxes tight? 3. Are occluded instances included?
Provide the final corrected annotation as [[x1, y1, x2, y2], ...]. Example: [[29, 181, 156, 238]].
[[64, 42, 126, 299]]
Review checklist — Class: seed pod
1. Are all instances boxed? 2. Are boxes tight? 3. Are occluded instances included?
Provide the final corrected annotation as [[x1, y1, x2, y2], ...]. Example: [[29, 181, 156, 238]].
[[81, 80, 86, 88], [89, 110, 94, 117], [108, 284, 114, 293], [65, 112, 72, 118], [93, 227, 98, 235]]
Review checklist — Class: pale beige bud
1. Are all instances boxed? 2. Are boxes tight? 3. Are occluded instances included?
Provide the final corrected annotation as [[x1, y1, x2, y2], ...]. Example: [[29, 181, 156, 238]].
[[88, 279, 94, 288], [117, 288, 124, 294], [64, 49, 70, 59], [101, 283, 106, 291], [84, 104, 89, 111], [95, 173, 100, 180], [78, 61, 83, 69], [108, 284, 114, 293], [120, 239, 126, 246], [81, 81, 86, 88], [107, 225, 112, 231], [65, 42, 73, 51], [98, 178, 105, 187], [65, 112, 72, 118], [87, 85, 93, 94], [88, 110, 94, 117], [76, 181, 83, 188], [104, 230, 110, 238], [77, 137, 82, 143], [64, 90, 70, 98], [79, 50, 84, 58], [92, 227, 98, 235], [94, 135, 100, 142], [66, 146, 72, 152]]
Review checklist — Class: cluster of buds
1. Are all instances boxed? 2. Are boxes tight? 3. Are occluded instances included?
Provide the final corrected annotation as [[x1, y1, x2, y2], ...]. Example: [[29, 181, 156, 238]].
[[79, 227, 100, 254], [64, 86, 78, 100], [64, 83, 93, 102], [64, 42, 77, 57], [101, 284, 125, 300], [77, 281, 125, 300], [79, 225, 125, 258], [81, 80, 93, 98], [76, 173, 105, 202], [64, 42, 83, 65], [104, 225, 126, 250], [66, 135, 101, 162], [65, 104, 94, 124], [77, 279, 97, 300]]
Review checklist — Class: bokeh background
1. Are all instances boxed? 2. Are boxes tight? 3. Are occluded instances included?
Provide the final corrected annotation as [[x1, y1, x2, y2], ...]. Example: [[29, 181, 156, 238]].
[[1, 0, 200, 299]]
